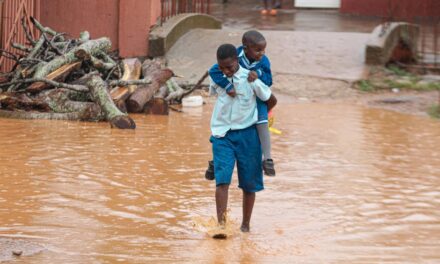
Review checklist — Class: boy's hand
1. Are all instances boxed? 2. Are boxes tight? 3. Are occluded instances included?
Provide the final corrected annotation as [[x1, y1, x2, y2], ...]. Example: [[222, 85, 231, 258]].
[[266, 93, 277, 112], [226, 88, 236, 97], [247, 71, 258, 82]]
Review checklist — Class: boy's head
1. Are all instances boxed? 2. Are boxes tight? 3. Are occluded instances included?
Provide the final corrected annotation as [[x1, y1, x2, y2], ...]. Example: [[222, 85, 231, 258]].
[[242, 30, 266, 62], [217, 43, 239, 78]]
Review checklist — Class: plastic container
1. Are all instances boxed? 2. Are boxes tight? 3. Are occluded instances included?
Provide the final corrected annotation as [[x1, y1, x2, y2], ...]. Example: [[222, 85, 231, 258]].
[[182, 95, 203, 107]]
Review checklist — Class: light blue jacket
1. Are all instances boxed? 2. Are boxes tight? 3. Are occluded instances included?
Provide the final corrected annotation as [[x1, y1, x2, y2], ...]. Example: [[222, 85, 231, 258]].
[[210, 66, 272, 138]]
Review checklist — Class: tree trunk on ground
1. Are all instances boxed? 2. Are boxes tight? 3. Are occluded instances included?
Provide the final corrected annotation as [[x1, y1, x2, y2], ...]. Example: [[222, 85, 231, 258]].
[[42, 89, 103, 120], [0, 93, 50, 112], [110, 58, 142, 101], [126, 60, 173, 113], [165, 78, 185, 102], [0, 89, 101, 121], [144, 98, 169, 115], [115, 100, 127, 113], [85, 72, 135, 129], [0, 109, 89, 120], [32, 37, 111, 79], [26, 62, 82, 93], [155, 85, 169, 99]]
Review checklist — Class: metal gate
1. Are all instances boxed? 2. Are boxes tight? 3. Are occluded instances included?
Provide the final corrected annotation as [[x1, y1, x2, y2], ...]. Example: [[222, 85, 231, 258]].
[[160, 0, 211, 25], [0, 0, 40, 73], [384, 0, 440, 70]]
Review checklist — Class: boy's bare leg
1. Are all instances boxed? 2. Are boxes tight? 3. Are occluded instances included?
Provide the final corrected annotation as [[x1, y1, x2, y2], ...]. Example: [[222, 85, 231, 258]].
[[216, 184, 229, 225], [241, 191, 256, 232]]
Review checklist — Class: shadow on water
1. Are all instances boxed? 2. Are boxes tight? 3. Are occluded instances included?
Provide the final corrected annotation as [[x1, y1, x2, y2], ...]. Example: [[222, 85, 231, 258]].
[[0, 98, 439, 263]]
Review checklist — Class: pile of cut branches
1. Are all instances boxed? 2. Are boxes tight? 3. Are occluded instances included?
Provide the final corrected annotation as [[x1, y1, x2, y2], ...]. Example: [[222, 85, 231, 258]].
[[0, 17, 198, 129]]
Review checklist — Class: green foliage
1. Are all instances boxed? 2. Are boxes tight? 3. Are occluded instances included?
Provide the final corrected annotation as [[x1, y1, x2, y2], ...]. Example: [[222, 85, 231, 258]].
[[384, 79, 440, 91], [428, 104, 440, 119], [358, 80, 375, 92], [387, 65, 412, 77], [425, 82, 440, 91]]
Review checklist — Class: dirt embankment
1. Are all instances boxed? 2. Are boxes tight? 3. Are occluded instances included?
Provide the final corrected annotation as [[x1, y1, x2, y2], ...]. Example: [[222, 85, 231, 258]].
[[271, 68, 439, 119]]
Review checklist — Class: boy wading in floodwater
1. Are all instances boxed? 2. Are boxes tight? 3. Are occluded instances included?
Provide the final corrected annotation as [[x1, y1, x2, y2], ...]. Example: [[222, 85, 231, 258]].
[[209, 44, 276, 236], [206, 30, 276, 181]]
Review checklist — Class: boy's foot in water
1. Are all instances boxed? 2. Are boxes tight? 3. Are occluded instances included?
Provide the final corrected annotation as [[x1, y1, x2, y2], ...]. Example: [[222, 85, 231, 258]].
[[205, 160, 215, 180], [240, 224, 250, 232], [263, 159, 276, 176], [212, 224, 228, 239]]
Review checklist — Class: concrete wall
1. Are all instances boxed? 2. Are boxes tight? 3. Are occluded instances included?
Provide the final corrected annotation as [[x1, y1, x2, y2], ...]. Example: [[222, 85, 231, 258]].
[[150, 0, 162, 26], [340, 0, 440, 18], [40, 0, 119, 47], [118, 0, 151, 57], [40, 0, 162, 58]]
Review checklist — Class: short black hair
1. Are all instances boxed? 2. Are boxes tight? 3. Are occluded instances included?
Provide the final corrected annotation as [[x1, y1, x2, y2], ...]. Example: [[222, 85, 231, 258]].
[[216, 44, 237, 60], [242, 30, 266, 46]]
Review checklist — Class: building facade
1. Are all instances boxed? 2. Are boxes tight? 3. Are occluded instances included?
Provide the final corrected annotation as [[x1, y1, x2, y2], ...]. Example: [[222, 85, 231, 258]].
[[340, 0, 440, 18]]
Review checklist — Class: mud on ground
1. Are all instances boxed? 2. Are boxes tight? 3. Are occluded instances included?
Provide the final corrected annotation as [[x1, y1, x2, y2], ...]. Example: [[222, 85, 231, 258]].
[[270, 73, 439, 118]]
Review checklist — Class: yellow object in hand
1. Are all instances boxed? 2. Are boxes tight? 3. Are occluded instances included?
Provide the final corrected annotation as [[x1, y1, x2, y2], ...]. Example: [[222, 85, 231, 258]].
[[268, 111, 282, 134], [269, 127, 282, 135]]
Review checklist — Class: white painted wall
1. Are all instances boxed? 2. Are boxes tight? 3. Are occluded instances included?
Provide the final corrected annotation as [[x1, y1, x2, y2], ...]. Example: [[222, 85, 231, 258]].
[[295, 0, 341, 8]]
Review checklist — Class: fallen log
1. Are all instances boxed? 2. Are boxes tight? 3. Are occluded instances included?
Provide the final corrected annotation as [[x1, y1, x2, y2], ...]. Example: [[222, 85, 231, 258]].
[[110, 58, 141, 101], [42, 89, 103, 120], [115, 100, 127, 113], [85, 72, 135, 129], [108, 79, 152, 87], [32, 37, 111, 80], [156, 85, 169, 99], [165, 78, 185, 102], [0, 93, 50, 112], [0, 109, 88, 120], [26, 61, 81, 93], [144, 98, 169, 115], [0, 16, 187, 126], [126, 60, 174, 113], [0, 77, 89, 92], [90, 56, 115, 71]]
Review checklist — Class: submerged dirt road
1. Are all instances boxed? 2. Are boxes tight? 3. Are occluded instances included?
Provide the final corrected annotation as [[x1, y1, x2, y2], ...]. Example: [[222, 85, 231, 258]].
[[0, 97, 439, 263]]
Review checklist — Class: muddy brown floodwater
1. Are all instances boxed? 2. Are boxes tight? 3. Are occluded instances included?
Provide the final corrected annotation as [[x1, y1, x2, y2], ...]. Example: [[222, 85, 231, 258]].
[[0, 97, 439, 263]]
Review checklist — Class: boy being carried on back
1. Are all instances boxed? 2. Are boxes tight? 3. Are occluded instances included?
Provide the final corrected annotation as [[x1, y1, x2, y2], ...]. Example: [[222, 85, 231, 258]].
[[205, 30, 276, 179]]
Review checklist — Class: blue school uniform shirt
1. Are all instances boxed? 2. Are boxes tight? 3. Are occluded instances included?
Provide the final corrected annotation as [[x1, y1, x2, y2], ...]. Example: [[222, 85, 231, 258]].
[[209, 66, 272, 138], [208, 46, 273, 91]]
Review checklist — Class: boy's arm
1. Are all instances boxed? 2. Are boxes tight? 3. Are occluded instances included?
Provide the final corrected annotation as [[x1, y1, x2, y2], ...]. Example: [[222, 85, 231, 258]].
[[266, 94, 277, 112], [256, 56, 272, 87], [208, 77, 222, 96], [208, 64, 234, 92], [251, 79, 272, 102]]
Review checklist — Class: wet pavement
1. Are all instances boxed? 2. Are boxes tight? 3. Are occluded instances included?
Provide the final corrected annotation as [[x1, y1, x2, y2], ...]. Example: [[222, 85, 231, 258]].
[[166, 1, 384, 86], [210, 0, 382, 32], [0, 100, 439, 263], [166, 28, 369, 85]]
